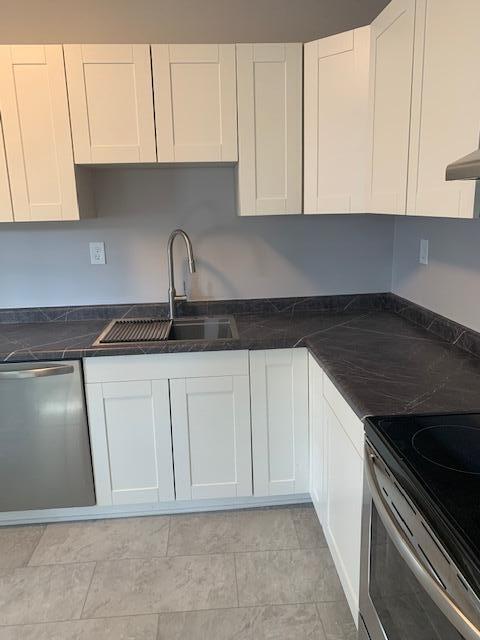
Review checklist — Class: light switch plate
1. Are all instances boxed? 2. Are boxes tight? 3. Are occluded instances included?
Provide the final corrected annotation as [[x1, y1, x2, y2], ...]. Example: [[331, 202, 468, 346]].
[[419, 239, 429, 265], [90, 242, 106, 265]]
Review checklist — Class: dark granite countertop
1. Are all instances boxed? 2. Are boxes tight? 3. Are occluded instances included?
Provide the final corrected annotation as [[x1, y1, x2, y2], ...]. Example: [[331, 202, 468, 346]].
[[1, 293, 480, 420]]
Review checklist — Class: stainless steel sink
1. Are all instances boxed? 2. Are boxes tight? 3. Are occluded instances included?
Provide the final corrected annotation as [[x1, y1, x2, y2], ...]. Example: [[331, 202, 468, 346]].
[[93, 316, 238, 346], [169, 317, 238, 341]]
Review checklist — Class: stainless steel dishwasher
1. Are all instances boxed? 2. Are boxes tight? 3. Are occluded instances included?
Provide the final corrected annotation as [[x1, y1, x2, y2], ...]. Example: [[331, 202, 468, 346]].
[[0, 360, 95, 512]]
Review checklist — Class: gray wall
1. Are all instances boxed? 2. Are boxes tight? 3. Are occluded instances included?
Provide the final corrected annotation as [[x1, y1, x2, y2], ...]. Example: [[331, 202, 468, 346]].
[[0, 168, 394, 307], [0, 0, 389, 44], [392, 217, 480, 332]]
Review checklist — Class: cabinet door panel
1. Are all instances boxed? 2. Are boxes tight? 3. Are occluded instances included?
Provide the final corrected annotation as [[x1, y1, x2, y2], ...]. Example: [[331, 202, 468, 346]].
[[250, 349, 309, 496], [236, 43, 302, 215], [152, 44, 237, 162], [304, 27, 370, 214], [64, 44, 156, 164], [367, 0, 416, 214], [0, 45, 79, 221], [0, 117, 12, 222], [407, 0, 480, 218], [308, 354, 325, 521], [85, 379, 174, 506], [324, 401, 363, 622], [170, 375, 252, 500]]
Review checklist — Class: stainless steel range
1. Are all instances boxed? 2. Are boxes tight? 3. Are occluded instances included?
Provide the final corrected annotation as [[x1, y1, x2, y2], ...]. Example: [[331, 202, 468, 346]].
[[359, 413, 480, 640]]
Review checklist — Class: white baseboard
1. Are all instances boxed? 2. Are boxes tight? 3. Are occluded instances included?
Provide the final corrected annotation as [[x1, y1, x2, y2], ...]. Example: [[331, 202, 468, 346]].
[[0, 493, 312, 526]]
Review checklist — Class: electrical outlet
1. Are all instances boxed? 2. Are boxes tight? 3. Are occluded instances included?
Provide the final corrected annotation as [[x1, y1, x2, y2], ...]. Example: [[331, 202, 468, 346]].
[[419, 239, 429, 265], [89, 242, 106, 265]]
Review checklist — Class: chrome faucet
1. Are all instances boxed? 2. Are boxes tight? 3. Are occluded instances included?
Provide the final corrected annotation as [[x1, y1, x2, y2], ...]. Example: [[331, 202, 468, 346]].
[[167, 229, 196, 319]]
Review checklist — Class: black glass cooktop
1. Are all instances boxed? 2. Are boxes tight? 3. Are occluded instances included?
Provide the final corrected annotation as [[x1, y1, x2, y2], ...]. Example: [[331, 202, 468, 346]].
[[366, 412, 480, 599]]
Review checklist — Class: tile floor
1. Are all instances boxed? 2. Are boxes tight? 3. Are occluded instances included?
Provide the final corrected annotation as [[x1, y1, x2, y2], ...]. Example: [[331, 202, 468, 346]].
[[0, 505, 356, 639]]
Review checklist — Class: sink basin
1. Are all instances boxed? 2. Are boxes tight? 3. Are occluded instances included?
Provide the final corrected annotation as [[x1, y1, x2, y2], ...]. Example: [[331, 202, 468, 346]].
[[93, 316, 238, 346], [169, 317, 239, 341]]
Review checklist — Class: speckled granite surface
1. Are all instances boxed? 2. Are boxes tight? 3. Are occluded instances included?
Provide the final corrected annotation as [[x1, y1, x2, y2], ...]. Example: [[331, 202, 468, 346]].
[[1, 293, 480, 420]]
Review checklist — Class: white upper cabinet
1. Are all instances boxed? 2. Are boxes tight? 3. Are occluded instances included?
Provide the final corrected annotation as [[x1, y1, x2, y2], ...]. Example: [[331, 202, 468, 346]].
[[367, 0, 416, 214], [64, 44, 156, 164], [152, 44, 238, 162], [236, 43, 302, 216], [170, 374, 252, 500], [407, 0, 480, 218], [0, 45, 85, 222], [250, 349, 309, 496], [0, 117, 12, 222], [304, 27, 370, 214]]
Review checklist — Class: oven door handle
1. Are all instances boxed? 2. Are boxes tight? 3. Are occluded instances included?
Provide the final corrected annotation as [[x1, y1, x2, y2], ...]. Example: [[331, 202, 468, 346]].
[[365, 445, 480, 640]]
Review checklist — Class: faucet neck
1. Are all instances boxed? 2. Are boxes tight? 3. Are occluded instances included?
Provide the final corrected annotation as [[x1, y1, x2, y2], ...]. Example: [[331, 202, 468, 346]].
[[167, 229, 196, 320]]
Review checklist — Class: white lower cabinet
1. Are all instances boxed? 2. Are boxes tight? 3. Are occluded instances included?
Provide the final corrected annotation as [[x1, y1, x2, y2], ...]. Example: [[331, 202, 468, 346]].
[[170, 375, 252, 500], [84, 346, 363, 624], [250, 348, 309, 496], [324, 400, 363, 623], [308, 354, 325, 521], [85, 379, 175, 506], [84, 351, 252, 505], [308, 357, 364, 625]]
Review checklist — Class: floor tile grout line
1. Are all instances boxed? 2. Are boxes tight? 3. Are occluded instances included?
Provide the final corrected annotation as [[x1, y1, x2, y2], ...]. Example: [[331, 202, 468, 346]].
[[315, 602, 330, 639], [165, 515, 172, 557], [0, 611, 163, 630], [289, 508, 303, 550], [0, 600, 350, 631], [79, 561, 97, 620], [233, 553, 240, 608], [24, 525, 48, 567], [7, 544, 326, 571]]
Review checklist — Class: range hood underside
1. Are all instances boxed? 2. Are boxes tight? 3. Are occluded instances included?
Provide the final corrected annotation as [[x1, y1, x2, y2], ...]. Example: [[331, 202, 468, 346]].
[[446, 149, 480, 181]]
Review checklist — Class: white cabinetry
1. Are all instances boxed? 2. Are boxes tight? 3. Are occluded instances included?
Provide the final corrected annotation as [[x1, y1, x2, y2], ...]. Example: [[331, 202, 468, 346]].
[[0, 45, 90, 222], [85, 379, 174, 506], [367, 0, 416, 214], [64, 44, 156, 164], [322, 375, 364, 624], [236, 43, 302, 216], [84, 351, 251, 505], [0, 117, 12, 222], [407, 0, 480, 218], [152, 44, 237, 162], [304, 27, 370, 214], [170, 374, 252, 499], [250, 348, 309, 496], [308, 354, 325, 520]]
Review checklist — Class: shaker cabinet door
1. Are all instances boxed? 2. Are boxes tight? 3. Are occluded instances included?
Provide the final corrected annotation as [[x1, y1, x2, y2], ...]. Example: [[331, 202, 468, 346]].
[[85, 379, 175, 506], [170, 375, 252, 500], [407, 0, 480, 218], [64, 44, 156, 164], [152, 44, 238, 162], [250, 348, 309, 496], [0, 116, 12, 222], [0, 45, 80, 221], [308, 354, 325, 521], [236, 43, 302, 216], [304, 27, 370, 214], [367, 0, 416, 214], [324, 400, 363, 623]]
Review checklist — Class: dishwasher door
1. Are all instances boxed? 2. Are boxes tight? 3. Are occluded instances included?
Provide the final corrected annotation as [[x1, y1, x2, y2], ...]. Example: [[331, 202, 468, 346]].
[[0, 361, 95, 512]]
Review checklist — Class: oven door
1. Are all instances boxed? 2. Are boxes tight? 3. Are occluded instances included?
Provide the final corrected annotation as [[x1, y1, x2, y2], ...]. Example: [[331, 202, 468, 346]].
[[359, 442, 480, 640]]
